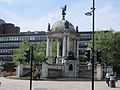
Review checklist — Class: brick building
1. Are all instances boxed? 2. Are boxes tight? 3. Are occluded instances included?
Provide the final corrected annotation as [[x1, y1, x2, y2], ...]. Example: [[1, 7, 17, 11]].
[[0, 19, 20, 34]]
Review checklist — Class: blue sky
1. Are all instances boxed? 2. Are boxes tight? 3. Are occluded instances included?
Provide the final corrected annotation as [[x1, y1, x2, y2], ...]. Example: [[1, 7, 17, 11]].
[[0, 0, 120, 32]]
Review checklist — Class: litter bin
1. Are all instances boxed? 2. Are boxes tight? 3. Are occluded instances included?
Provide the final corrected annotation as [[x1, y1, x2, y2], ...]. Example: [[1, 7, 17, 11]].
[[110, 75, 116, 88]]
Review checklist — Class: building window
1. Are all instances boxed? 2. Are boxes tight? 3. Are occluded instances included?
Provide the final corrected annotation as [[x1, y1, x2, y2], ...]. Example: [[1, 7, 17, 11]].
[[35, 36, 39, 40], [30, 36, 35, 40]]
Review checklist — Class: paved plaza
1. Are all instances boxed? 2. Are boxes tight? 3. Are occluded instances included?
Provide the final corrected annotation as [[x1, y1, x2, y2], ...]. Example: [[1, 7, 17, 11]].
[[0, 77, 120, 90]]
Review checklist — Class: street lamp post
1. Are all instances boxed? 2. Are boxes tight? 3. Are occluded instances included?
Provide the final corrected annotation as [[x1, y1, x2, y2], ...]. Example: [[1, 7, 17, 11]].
[[85, 0, 95, 90], [30, 46, 33, 90]]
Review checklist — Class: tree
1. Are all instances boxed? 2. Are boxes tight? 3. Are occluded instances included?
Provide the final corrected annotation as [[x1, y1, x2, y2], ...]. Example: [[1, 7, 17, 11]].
[[112, 32, 120, 64], [13, 41, 47, 64], [88, 31, 114, 65], [13, 41, 30, 64], [33, 42, 46, 64], [13, 39, 59, 65], [112, 32, 120, 73], [88, 31, 120, 73]]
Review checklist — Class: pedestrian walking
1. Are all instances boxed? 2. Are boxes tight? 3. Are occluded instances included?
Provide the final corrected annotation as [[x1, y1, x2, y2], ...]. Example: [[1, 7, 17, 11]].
[[105, 73, 110, 87], [110, 74, 116, 88]]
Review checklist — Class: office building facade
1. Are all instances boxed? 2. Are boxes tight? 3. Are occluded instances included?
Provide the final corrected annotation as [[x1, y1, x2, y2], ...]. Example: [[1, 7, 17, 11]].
[[0, 31, 47, 64]]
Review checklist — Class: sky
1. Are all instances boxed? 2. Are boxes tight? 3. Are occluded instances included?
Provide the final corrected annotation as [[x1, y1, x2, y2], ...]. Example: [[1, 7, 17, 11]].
[[0, 0, 120, 32]]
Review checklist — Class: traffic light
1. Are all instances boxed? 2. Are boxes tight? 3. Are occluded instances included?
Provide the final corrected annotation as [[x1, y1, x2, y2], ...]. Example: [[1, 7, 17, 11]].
[[85, 50, 90, 61], [97, 50, 101, 63], [24, 49, 30, 63]]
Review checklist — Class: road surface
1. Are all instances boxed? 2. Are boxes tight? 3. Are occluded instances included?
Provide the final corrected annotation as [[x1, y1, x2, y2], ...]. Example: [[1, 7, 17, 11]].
[[0, 77, 120, 90]]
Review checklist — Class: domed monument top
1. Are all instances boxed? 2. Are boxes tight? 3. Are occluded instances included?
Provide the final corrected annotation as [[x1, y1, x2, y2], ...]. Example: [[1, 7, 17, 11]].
[[0, 19, 5, 25], [52, 20, 75, 32], [51, 5, 75, 32]]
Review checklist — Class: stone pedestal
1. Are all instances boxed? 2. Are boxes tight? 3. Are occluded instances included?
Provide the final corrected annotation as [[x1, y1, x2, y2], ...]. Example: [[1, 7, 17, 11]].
[[64, 60, 79, 78], [96, 64, 103, 80], [16, 64, 23, 78], [88, 62, 92, 70], [41, 63, 48, 79]]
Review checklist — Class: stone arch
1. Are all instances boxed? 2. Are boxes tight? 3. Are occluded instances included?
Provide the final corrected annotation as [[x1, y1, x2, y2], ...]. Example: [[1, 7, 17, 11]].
[[69, 64, 73, 71]]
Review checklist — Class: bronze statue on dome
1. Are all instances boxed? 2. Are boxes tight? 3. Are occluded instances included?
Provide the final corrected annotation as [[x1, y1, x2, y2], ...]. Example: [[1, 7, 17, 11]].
[[62, 5, 67, 20]]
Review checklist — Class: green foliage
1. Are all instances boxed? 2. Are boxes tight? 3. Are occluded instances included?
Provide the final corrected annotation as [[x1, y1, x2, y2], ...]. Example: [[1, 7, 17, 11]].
[[89, 31, 113, 49], [13, 41, 30, 64], [88, 31, 120, 73], [13, 41, 47, 64], [88, 31, 114, 64], [33, 42, 46, 63], [112, 32, 120, 66], [111, 32, 120, 73]]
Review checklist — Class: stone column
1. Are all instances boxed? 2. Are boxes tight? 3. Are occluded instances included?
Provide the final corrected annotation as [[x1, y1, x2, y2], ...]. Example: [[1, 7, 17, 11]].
[[49, 38, 53, 57], [46, 37, 50, 57], [62, 36, 67, 57], [46, 38, 53, 64], [48, 38, 53, 64], [67, 36, 70, 56], [73, 39, 76, 56], [77, 41, 79, 58], [57, 39, 60, 57]]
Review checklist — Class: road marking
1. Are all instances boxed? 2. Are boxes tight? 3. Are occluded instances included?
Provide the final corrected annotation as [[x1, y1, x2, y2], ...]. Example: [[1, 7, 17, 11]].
[[34, 88, 48, 90]]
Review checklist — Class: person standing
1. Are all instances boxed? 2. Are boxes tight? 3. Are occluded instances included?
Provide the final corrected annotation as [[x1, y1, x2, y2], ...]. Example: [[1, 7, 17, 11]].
[[105, 73, 110, 87], [110, 74, 116, 88]]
